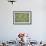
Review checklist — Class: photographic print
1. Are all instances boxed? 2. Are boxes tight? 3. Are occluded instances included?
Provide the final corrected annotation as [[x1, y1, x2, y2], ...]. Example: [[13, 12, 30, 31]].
[[13, 11, 32, 25]]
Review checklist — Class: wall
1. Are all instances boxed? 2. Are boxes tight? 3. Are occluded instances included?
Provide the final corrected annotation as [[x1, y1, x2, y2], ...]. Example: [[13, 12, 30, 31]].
[[0, 0, 46, 41]]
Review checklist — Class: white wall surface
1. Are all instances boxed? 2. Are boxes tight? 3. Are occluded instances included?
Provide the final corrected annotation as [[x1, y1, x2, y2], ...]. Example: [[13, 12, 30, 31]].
[[0, 0, 46, 41]]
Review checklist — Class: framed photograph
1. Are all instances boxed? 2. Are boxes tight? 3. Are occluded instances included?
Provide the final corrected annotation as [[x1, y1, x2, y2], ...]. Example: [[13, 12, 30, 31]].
[[13, 11, 32, 25]]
